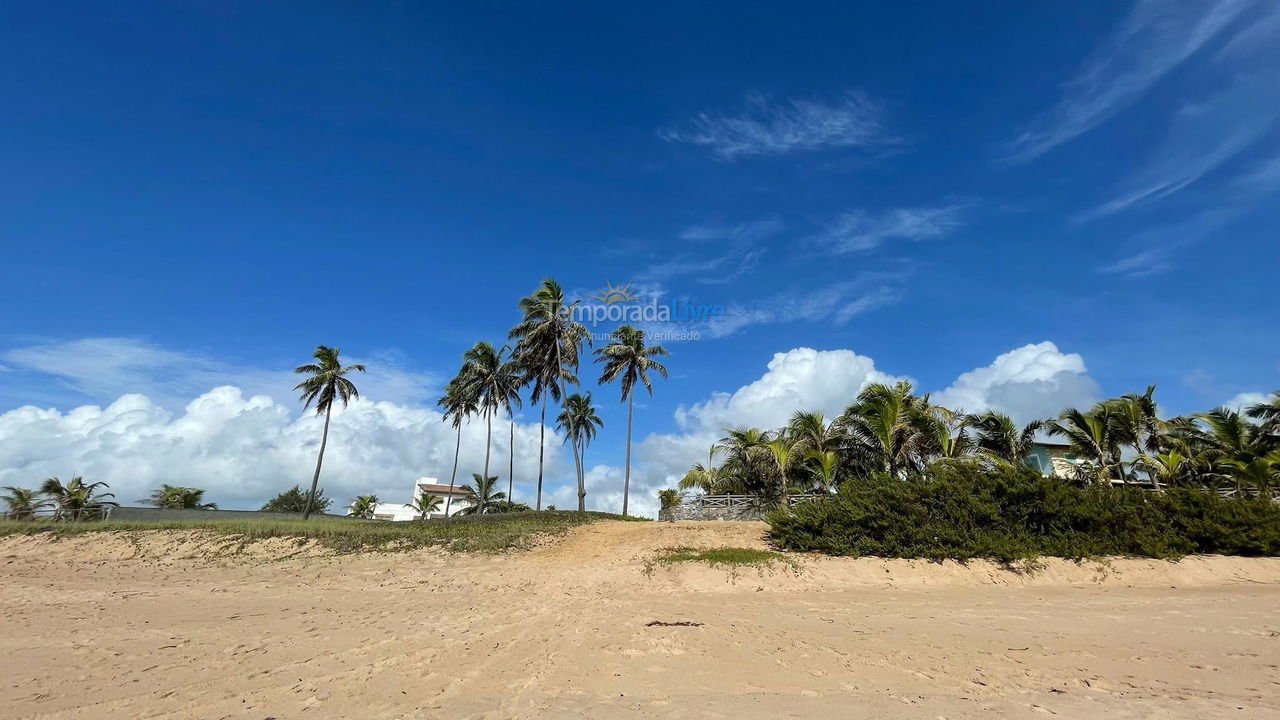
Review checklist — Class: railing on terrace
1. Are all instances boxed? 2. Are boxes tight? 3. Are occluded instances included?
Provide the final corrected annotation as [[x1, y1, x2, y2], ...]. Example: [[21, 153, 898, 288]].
[[681, 494, 828, 511]]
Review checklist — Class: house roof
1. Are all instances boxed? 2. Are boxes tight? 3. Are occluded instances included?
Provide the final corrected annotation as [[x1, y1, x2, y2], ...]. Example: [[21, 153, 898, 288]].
[[416, 483, 471, 496], [1033, 440, 1072, 448]]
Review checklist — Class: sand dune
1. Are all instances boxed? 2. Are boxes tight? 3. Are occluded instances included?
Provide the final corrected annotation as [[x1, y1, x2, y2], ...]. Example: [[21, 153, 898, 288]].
[[3, 520, 1279, 718]]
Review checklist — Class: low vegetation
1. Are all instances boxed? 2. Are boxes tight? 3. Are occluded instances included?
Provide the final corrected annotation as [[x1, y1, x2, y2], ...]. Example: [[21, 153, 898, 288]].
[[650, 546, 789, 569], [0, 510, 641, 554], [767, 461, 1280, 562]]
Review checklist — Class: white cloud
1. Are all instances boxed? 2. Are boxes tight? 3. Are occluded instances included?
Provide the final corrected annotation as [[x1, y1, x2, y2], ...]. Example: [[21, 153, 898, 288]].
[[1097, 248, 1173, 277], [695, 279, 904, 339], [678, 218, 784, 243], [1, 338, 436, 411], [932, 342, 1101, 424], [0, 386, 566, 512], [1224, 391, 1271, 411], [813, 205, 966, 254], [1006, 0, 1252, 162], [659, 91, 890, 159]]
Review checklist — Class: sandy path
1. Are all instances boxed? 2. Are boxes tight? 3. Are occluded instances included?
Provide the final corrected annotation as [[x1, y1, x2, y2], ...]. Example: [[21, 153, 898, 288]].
[[2, 521, 1279, 718]]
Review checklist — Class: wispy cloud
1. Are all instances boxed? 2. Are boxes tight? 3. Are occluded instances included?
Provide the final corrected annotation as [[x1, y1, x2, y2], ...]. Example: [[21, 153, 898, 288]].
[[659, 91, 891, 160], [677, 217, 783, 242], [695, 273, 907, 339], [811, 204, 967, 254], [640, 217, 783, 284], [1097, 248, 1173, 277], [1005, 0, 1251, 163]]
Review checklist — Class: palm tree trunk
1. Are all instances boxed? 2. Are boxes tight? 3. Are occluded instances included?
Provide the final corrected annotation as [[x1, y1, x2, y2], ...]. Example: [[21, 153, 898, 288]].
[[576, 434, 586, 512], [508, 417, 515, 505], [536, 397, 546, 510], [623, 392, 633, 517], [302, 403, 332, 520], [483, 408, 493, 483], [445, 423, 461, 517]]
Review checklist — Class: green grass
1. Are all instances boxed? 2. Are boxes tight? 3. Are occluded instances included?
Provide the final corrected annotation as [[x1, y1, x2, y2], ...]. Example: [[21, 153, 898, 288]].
[[648, 546, 792, 570], [0, 511, 642, 554]]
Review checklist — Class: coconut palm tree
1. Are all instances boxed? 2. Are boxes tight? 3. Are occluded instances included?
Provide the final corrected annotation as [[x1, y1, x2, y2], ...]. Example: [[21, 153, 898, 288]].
[[509, 278, 591, 510], [405, 491, 443, 520], [835, 381, 937, 478], [1046, 405, 1123, 484], [1134, 452, 1194, 489], [438, 375, 479, 517], [679, 445, 733, 494], [1247, 391, 1280, 435], [714, 427, 777, 497], [2, 486, 50, 520], [144, 485, 216, 509], [556, 392, 604, 511], [970, 411, 1044, 467], [1192, 407, 1277, 488], [458, 473, 507, 515], [1219, 453, 1280, 498], [595, 325, 669, 516], [499, 350, 527, 506], [762, 435, 798, 504], [40, 476, 118, 521], [804, 449, 840, 492], [462, 342, 524, 502], [657, 488, 684, 520], [293, 345, 366, 520], [348, 494, 379, 519]]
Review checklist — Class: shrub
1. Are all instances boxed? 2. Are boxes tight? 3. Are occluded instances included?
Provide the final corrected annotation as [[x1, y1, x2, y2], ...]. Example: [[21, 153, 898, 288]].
[[766, 460, 1280, 562]]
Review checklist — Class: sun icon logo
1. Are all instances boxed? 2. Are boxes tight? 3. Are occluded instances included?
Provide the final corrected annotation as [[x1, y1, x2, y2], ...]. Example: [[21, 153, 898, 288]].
[[589, 280, 638, 305]]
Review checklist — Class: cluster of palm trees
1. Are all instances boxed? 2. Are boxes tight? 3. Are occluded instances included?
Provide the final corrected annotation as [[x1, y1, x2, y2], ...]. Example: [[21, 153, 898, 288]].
[[2, 476, 119, 521], [298, 278, 669, 520], [429, 278, 668, 517], [677, 381, 1280, 501]]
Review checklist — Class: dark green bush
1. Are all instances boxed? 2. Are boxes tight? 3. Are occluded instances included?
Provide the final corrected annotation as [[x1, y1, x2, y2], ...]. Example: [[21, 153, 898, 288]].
[[766, 460, 1280, 561]]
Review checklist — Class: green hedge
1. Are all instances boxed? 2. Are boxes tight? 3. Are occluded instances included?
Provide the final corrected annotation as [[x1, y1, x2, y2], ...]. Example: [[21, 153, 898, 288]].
[[766, 461, 1280, 561]]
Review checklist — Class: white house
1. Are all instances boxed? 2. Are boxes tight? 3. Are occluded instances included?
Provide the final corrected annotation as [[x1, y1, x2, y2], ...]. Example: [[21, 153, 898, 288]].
[[367, 477, 473, 521]]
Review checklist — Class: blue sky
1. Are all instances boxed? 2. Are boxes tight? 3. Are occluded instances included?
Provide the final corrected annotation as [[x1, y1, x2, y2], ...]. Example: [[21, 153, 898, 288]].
[[2, 2, 1278, 515]]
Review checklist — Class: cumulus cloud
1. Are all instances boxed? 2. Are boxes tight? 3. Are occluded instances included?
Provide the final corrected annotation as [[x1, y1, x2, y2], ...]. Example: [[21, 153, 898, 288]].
[[1005, 0, 1252, 162], [812, 205, 966, 254], [932, 342, 1101, 423], [0, 386, 566, 513], [1224, 391, 1272, 411], [659, 91, 890, 160]]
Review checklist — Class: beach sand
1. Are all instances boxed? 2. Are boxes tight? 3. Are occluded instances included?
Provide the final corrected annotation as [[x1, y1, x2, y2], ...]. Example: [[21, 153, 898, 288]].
[[3, 520, 1279, 718]]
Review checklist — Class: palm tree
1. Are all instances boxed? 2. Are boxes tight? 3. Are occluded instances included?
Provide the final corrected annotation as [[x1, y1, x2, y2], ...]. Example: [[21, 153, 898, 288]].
[[2, 487, 50, 520], [762, 435, 797, 504], [679, 445, 733, 494], [657, 488, 684, 521], [405, 491, 443, 520], [348, 494, 379, 519], [509, 278, 591, 510], [1247, 391, 1280, 435], [438, 375, 479, 517], [1219, 453, 1280, 498], [462, 342, 524, 502], [970, 411, 1044, 467], [458, 473, 507, 515], [715, 427, 776, 496], [40, 476, 118, 521], [499, 350, 527, 506], [595, 325, 669, 516], [1134, 452, 1193, 489], [293, 345, 366, 520], [835, 381, 937, 478], [1193, 407, 1277, 489], [804, 449, 840, 492], [556, 392, 605, 511], [1046, 405, 1122, 484], [145, 485, 216, 509]]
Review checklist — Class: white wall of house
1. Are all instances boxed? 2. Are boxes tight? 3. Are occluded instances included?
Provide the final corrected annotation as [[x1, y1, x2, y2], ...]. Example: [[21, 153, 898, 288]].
[[364, 477, 473, 521]]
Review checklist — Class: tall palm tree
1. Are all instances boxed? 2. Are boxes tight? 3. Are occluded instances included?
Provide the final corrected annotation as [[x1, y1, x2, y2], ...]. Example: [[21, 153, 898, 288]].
[[499, 350, 527, 506], [2, 487, 51, 520], [970, 411, 1044, 467], [556, 392, 604, 511], [348, 494, 380, 519], [595, 325, 669, 516], [293, 345, 366, 520], [438, 376, 478, 517], [40, 476, 118, 521], [405, 491, 443, 520], [144, 485, 216, 509], [462, 342, 524, 503], [458, 473, 507, 515], [509, 278, 591, 510]]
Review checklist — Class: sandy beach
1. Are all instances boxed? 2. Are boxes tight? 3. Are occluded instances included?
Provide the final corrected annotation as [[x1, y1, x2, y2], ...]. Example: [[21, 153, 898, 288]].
[[3, 520, 1280, 719]]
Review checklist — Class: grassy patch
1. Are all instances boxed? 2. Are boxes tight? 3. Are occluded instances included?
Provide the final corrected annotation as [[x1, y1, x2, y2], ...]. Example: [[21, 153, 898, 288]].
[[646, 546, 796, 576], [0, 511, 640, 554]]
